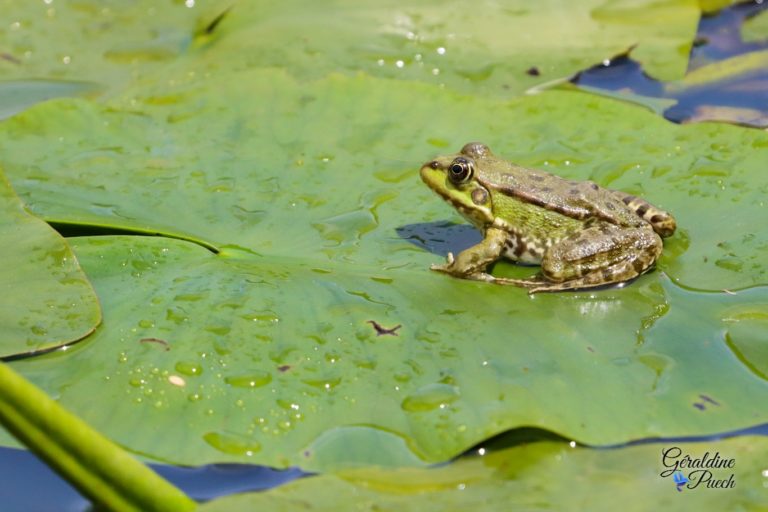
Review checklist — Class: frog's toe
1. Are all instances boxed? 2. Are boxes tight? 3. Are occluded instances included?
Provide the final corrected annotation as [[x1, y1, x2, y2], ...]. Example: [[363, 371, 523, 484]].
[[489, 275, 546, 289]]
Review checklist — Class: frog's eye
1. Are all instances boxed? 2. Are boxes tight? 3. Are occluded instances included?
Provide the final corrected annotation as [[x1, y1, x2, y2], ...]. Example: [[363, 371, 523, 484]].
[[448, 157, 474, 184]]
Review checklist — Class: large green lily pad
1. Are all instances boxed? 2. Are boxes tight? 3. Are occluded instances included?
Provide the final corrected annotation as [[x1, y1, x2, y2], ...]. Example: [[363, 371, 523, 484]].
[[0, 0, 209, 95], [197, 0, 699, 95], [1, 0, 766, 476], [0, 0, 699, 100], [0, 174, 99, 358], [202, 436, 768, 511], [5, 230, 766, 469], [1, 70, 765, 291]]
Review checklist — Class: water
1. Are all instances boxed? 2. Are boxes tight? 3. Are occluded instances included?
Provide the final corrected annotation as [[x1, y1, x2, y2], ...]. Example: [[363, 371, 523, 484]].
[[572, 0, 768, 127], [0, 446, 306, 512]]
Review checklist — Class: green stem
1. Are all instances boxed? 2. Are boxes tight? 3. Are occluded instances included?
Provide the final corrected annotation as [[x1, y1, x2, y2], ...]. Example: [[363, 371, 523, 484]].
[[0, 361, 196, 512]]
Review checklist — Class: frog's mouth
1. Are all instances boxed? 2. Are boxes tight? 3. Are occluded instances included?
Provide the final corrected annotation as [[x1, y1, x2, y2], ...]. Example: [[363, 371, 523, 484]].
[[420, 162, 493, 228]]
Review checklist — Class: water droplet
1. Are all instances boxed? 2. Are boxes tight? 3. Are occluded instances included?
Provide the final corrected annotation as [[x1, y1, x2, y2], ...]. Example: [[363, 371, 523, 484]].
[[243, 311, 280, 326], [401, 383, 460, 412], [174, 293, 204, 302], [175, 361, 203, 377], [203, 431, 261, 455], [715, 257, 743, 272], [225, 372, 272, 388], [166, 308, 189, 324], [302, 376, 341, 390], [355, 358, 376, 370], [205, 325, 231, 336], [30, 325, 47, 336]]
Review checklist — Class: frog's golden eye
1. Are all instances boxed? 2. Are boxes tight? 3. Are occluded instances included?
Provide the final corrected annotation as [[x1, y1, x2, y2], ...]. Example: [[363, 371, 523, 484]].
[[448, 157, 474, 184]]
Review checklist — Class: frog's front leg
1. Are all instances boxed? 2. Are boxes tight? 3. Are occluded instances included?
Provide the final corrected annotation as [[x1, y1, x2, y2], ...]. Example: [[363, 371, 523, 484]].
[[430, 226, 507, 283], [523, 222, 663, 293]]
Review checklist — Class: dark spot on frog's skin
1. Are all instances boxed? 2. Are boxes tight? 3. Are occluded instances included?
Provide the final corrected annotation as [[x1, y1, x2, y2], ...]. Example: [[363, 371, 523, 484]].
[[632, 258, 646, 273], [635, 204, 649, 216], [605, 202, 615, 210], [527, 247, 542, 258], [540, 186, 553, 192], [471, 188, 489, 205], [622, 195, 636, 205], [526, 66, 541, 76], [693, 403, 706, 411], [650, 214, 663, 224], [278, 365, 292, 372], [601, 268, 614, 280], [700, 394, 720, 406], [530, 175, 545, 182], [569, 188, 580, 195], [514, 242, 526, 257], [590, 183, 599, 190]]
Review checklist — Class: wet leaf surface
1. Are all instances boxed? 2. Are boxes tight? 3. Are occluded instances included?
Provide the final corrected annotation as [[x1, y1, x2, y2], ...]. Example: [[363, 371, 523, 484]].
[[572, 1, 768, 127], [0, 0, 765, 496], [3, 233, 766, 470], [200, 435, 768, 511], [0, 175, 99, 358]]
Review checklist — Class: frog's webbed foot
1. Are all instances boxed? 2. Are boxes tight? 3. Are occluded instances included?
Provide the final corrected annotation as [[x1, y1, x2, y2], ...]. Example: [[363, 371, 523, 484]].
[[430, 252, 498, 283], [429, 229, 508, 282]]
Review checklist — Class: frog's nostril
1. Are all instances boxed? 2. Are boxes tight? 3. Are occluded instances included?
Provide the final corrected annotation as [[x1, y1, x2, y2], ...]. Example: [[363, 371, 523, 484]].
[[428, 160, 439, 169]]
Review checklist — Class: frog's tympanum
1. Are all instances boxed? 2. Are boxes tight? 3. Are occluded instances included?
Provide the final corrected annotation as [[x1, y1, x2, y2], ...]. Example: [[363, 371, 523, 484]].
[[420, 143, 676, 293]]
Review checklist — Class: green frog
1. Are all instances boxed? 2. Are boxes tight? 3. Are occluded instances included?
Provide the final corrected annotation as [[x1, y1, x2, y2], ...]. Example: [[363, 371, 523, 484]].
[[420, 142, 676, 293]]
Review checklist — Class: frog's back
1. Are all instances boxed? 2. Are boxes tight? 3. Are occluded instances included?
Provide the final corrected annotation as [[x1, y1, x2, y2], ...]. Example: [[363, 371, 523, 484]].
[[480, 159, 675, 237]]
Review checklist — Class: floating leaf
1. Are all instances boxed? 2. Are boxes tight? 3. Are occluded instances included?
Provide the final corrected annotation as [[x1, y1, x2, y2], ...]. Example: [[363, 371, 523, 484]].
[[199, 0, 699, 93], [742, 7, 768, 43], [0, 173, 99, 358], [1, 0, 766, 479], [3, 232, 766, 470], [200, 436, 767, 511], [0, 1, 210, 95], [1, 70, 765, 291], [0, 360, 195, 511], [0, 80, 99, 121]]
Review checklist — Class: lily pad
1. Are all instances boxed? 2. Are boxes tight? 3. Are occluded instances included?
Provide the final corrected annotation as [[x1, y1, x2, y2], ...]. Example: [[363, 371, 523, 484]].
[[0, 174, 100, 359], [0, 70, 765, 291], [0, 0, 699, 100], [4, 232, 767, 470], [742, 7, 768, 43], [198, 0, 698, 94], [0, 0, 766, 477], [202, 435, 767, 511], [0, 80, 99, 121], [0, 1, 210, 96]]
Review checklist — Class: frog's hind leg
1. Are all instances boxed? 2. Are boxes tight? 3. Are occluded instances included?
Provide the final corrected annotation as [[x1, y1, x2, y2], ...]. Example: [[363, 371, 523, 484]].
[[610, 191, 676, 238], [522, 223, 663, 293]]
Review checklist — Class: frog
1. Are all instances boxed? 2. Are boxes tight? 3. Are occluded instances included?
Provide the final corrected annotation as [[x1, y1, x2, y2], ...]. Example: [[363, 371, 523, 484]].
[[419, 142, 676, 293]]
